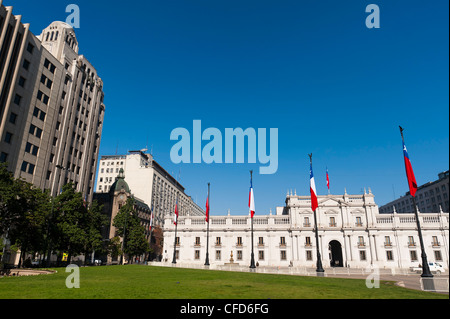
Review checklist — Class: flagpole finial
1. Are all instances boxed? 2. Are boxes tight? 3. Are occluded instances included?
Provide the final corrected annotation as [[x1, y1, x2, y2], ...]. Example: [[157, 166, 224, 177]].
[[308, 153, 312, 161], [399, 126, 405, 139]]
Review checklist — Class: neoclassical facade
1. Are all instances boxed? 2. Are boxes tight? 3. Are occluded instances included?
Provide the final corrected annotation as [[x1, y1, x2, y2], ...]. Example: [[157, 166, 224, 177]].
[[163, 190, 449, 271]]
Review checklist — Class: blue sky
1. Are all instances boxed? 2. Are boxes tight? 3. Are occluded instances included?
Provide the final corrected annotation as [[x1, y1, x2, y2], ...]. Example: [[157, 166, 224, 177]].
[[8, 0, 449, 214]]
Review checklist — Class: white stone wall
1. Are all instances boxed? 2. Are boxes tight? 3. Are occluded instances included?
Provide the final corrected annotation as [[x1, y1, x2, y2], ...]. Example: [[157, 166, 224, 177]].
[[163, 193, 449, 271]]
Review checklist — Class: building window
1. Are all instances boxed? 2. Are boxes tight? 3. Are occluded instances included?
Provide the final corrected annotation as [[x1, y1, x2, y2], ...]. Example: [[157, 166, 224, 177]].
[[18, 76, 26, 87], [25, 142, 39, 156], [355, 217, 363, 227], [280, 251, 287, 260], [9, 112, 17, 124], [303, 217, 310, 227], [432, 236, 440, 247], [20, 161, 35, 174], [306, 250, 313, 261], [44, 58, 56, 73], [280, 237, 286, 246], [0, 152, 8, 163], [386, 251, 394, 261], [258, 251, 265, 260], [359, 250, 366, 261], [434, 251, 442, 261], [329, 217, 336, 227], [237, 237, 243, 246], [194, 250, 200, 260], [27, 42, 34, 54], [23, 59, 30, 70], [14, 94, 22, 105], [215, 250, 221, 260], [37, 90, 49, 105], [408, 236, 416, 247], [357, 236, 365, 247], [33, 107, 46, 121], [195, 237, 201, 246], [258, 237, 264, 246], [305, 237, 311, 246], [175, 237, 180, 246], [237, 250, 243, 260], [215, 237, 221, 246], [384, 236, 392, 247], [4, 132, 13, 144], [410, 250, 418, 262]]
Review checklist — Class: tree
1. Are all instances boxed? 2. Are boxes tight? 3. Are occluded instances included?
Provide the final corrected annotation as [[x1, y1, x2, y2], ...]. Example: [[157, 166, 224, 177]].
[[0, 163, 19, 237], [83, 199, 108, 264], [1, 163, 49, 267], [9, 179, 50, 267], [53, 183, 90, 264], [113, 198, 149, 263]]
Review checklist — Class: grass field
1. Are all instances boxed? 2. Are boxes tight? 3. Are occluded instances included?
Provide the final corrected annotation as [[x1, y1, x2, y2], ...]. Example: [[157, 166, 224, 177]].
[[0, 265, 446, 299]]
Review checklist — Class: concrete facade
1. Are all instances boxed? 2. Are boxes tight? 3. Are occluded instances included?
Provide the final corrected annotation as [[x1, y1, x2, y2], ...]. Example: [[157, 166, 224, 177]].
[[0, 3, 105, 201], [163, 191, 449, 272]]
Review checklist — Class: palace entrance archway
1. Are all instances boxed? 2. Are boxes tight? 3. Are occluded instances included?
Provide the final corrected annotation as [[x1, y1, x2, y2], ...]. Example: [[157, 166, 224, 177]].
[[329, 240, 343, 267]]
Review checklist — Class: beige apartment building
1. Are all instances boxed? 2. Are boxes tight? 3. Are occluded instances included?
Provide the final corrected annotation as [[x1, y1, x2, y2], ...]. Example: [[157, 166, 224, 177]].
[[95, 150, 205, 227], [0, 2, 105, 201]]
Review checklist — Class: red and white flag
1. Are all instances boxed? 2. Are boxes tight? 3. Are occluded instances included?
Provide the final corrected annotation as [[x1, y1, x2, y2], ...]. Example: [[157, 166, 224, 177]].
[[173, 202, 178, 225], [205, 193, 210, 223], [249, 178, 255, 218], [326, 167, 330, 191], [310, 162, 318, 211], [149, 207, 154, 232]]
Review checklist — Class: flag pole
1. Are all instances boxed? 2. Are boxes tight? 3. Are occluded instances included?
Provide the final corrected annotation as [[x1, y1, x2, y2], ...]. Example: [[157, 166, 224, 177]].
[[249, 170, 256, 269], [309, 154, 324, 273], [172, 174, 181, 264], [204, 182, 210, 266], [399, 126, 433, 279]]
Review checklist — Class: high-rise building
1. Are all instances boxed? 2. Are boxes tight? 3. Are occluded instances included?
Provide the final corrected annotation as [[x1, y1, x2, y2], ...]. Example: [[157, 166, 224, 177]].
[[95, 150, 205, 227], [0, 2, 105, 201], [379, 170, 449, 214]]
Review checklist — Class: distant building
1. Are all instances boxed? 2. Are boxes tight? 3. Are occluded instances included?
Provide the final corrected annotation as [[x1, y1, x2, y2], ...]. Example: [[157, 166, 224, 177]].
[[95, 150, 204, 227], [94, 169, 163, 264], [379, 170, 449, 214], [0, 2, 105, 201]]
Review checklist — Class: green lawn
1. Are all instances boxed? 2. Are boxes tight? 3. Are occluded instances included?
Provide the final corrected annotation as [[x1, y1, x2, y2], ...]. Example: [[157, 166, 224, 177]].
[[0, 265, 446, 299]]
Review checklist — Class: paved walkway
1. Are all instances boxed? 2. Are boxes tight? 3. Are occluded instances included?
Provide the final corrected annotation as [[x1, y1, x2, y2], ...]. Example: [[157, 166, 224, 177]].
[[311, 272, 449, 294]]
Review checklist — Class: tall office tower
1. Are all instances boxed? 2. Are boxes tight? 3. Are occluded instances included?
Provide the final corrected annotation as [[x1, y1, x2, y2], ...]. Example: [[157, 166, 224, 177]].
[[0, 2, 105, 201]]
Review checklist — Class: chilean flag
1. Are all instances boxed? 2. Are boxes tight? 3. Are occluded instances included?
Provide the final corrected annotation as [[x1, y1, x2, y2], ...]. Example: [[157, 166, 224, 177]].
[[205, 194, 209, 223], [149, 207, 154, 232], [402, 140, 418, 197], [173, 201, 178, 225], [326, 167, 330, 191], [249, 179, 255, 218], [310, 162, 318, 211]]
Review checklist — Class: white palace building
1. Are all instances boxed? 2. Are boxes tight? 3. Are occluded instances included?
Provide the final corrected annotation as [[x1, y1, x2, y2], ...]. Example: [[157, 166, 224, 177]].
[[162, 189, 449, 272]]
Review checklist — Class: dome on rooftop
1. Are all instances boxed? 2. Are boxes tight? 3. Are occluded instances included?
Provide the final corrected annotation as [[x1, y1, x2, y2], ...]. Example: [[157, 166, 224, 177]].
[[109, 169, 130, 194]]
